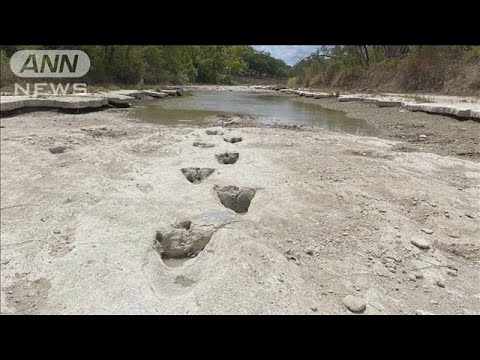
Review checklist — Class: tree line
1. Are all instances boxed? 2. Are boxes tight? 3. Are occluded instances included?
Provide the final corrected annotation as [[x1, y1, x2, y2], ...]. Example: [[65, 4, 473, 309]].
[[0, 45, 290, 87], [289, 45, 480, 94]]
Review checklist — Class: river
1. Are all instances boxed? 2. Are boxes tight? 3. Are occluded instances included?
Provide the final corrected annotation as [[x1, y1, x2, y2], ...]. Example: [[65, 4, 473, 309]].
[[134, 90, 378, 136]]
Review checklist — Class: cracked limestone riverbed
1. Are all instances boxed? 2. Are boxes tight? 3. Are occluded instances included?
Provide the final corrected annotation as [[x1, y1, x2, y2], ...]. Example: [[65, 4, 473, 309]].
[[1, 107, 479, 314]]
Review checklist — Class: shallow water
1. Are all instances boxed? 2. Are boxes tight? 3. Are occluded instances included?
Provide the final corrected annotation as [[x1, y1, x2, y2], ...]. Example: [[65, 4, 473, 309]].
[[134, 90, 378, 136]]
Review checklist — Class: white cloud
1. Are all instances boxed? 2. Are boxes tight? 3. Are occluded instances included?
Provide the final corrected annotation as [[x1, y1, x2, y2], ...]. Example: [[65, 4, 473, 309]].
[[252, 45, 321, 66]]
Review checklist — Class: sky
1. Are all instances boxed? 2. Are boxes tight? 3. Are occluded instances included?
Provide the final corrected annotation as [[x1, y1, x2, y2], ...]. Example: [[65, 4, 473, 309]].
[[252, 45, 321, 66]]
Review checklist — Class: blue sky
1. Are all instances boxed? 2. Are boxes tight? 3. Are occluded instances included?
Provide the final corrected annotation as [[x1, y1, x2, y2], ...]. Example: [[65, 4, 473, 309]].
[[252, 46, 321, 66]]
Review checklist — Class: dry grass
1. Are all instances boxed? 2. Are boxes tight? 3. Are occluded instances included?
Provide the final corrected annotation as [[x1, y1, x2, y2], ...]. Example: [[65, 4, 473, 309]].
[[292, 47, 480, 96]]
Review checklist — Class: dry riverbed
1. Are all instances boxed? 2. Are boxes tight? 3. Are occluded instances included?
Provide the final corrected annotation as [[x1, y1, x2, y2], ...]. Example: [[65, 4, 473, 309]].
[[1, 102, 479, 314], [297, 97, 480, 161]]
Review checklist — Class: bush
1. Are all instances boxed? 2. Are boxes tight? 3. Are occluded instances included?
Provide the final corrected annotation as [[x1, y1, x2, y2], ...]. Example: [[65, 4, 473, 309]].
[[399, 46, 445, 91], [287, 77, 299, 88]]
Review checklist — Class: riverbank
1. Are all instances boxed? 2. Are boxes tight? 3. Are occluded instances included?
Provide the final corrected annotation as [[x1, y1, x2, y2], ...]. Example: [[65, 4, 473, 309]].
[[1, 102, 479, 314], [295, 97, 480, 161]]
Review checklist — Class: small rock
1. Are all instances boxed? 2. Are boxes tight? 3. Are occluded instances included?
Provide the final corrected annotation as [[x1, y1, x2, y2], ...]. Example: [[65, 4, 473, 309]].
[[49, 146, 67, 154], [342, 232, 348, 236], [8, 291, 13, 294], [408, 274, 417, 281], [193, 142, 215, 148], [206, 129, 224, 135], [421, 228, 433, 234], [411, 238, 431, 250], [305, 249, 314, 256], [419, 134, 427, 139], [430, 300, 439, 305], [415, 273, 424, 279], [311, 307, 318, 312], [415, 310, 435, 315], [465, 214, 474, 219], [53, 230, 60, 234], [342, 295, 366, 313], [447, 233, 460, 239], [436, 280, 445, 288]]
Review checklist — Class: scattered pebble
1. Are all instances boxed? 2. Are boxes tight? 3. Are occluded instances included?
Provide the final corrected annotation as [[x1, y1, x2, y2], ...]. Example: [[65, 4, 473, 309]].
[[436, 280, 445, 288], [421, 228, 433, 234], [305, 249, 314, 256], [419, 134, 427, 139], [53, 230, 60, 234], [447, 233, 460, 239], [342, 295, 366, 313], [49, 146, 67, 154], [411, 238, 431, 250], [311, 307, 318, 312], [415, 310, 435, 315]]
